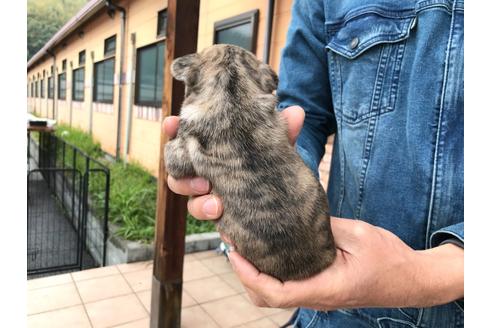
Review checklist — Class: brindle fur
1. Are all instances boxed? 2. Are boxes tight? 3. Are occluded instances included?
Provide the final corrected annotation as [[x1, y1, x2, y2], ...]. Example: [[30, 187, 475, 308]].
[[165, 44, 336, 281]]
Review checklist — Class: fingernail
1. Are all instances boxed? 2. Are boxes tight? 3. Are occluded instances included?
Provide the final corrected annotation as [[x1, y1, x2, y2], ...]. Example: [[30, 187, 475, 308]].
[[203, 196, 219, 218], [190, 178, 210, 193]]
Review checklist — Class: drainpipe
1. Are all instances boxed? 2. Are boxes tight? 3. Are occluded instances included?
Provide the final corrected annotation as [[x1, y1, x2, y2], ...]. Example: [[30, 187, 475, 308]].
[[89, 51, 95, 135], [47, 49, 56, 119], [69, 61, 74, 126], [44, 72, 49, 119], [106, 0, 126, 159], [262, 0, 275, 64], [123, 33, 136, 164]]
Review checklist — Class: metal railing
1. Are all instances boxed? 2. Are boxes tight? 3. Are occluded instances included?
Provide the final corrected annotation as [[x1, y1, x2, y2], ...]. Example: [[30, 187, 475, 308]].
[[28, 130, 110, 276]]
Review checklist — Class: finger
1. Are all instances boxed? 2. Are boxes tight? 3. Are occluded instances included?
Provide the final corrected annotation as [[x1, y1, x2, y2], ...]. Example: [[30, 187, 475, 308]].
[[167, 176, 211, 196], [163, 116, 180, 139], [280, 106, 305, 145], [228, 251, 284, 292], [219, 233, 234, 245], [188, 195, 223, 220], [244, 286, 268, 307], [330, 216, 371, 252]]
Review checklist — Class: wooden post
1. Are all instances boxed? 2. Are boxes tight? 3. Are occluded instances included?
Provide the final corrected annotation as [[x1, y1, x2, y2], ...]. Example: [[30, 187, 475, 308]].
[[150, 0, 200, 327]]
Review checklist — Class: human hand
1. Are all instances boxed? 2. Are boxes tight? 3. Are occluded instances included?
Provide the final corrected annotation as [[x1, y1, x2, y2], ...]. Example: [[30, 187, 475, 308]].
[[227, 217, 464, 310], [163, 105, 305, 221]]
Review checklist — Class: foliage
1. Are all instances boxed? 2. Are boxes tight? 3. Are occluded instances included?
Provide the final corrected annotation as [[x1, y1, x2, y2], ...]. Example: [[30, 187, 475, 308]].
[[54, 124, 216, 243], [54, 125, 103, 158], [186, 213, 216, 234], [27, 0, 87, 60]]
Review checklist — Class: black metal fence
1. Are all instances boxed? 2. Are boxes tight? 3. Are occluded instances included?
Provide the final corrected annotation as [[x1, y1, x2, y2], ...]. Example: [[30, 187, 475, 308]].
[[27, 131, 110, 277]]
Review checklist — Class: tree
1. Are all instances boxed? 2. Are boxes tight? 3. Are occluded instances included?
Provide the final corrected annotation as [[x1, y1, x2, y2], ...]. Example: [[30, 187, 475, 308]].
[[27, 0, 87, 60]]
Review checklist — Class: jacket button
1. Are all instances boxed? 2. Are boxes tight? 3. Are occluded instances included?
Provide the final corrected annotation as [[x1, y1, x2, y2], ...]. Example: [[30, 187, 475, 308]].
[[350, 37, 359, 49]]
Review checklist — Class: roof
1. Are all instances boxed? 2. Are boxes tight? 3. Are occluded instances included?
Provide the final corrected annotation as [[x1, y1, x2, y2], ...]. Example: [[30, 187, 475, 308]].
[[27, 0, 107, 70]]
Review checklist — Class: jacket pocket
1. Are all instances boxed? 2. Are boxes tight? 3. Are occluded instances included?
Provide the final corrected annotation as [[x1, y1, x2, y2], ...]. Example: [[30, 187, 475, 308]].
[[325, 9, 417, 124]]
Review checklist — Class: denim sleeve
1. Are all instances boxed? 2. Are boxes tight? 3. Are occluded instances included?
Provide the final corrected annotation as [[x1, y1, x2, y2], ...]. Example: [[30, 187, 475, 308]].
[[276, 0, 336, 176], [429, 222, 464, 248]]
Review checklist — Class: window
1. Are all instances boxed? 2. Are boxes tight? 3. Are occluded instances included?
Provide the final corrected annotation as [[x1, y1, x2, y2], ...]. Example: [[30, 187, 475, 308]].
[[157, 9, 167, 37], [31, 83, 34, 98], [40, 79, 45, 98], [104, 35, 116, 57], [35, 81, 38, 97], [213, 10, 259, 53], [93, 58, 115, 103], [72, 68, 85, 101], [135, 42, 165, 107], [48, 77, 54, 99], [79, 50, 86, 66], [51, 65, 54, 74], [58, 73, 66, 100], [62, 59, 67, 71]]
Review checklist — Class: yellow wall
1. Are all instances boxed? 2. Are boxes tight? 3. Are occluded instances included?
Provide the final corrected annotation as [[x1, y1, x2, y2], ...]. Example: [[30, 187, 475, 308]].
[[27, 0, 293, 176], [28, 59, 53, 117], [123, 0, 168, 176]]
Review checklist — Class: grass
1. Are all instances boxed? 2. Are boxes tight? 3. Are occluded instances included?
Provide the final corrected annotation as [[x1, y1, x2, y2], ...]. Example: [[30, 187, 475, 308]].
[[53, 124, 216, 243]]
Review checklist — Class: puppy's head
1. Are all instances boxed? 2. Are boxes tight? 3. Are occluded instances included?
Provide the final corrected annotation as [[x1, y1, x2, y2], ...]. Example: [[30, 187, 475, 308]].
[[171, 44, 278, 97]]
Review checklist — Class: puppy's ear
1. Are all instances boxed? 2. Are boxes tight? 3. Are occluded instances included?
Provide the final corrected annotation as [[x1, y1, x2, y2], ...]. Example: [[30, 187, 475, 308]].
[[171, 53, 200, 85], [259, 63, 278, 93]]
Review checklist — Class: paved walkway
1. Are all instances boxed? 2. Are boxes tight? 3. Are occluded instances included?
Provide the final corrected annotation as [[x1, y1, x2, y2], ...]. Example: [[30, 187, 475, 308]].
[[28, 170, 96, 278], [27, 250, 295, 328]]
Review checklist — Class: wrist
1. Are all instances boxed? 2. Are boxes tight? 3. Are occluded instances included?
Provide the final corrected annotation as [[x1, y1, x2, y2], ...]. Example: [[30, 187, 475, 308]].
[[413, 243, 464, 307]]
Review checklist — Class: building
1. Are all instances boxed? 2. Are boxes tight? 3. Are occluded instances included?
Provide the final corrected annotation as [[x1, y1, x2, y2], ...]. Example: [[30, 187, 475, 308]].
[[27, 0, 333, 181]]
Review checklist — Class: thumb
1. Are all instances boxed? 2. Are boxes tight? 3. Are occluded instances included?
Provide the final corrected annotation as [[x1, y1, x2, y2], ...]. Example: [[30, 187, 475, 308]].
[[280, 106, 305, 145], [330, 217, 368, 253], [228, 251, 283, 290], [163, 116, 180, 139]]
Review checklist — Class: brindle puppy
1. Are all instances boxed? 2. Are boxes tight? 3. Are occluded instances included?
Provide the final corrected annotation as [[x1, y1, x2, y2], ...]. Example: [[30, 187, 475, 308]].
[[165, 44, 336, 281]]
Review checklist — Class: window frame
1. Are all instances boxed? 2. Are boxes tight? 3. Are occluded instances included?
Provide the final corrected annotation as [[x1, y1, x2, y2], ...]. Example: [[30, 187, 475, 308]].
[[213, 9, 259, 54], [104, 35, 117, 57], [40, 78, 45, 98], [72, 67, 85, 102], [134, 41, 165, 108], [157, 9, 168, 37], [93, 57, 115, 104], [58, 72, 67, 100], [79, 50, 86, 66], [48, 76, 54, 99]]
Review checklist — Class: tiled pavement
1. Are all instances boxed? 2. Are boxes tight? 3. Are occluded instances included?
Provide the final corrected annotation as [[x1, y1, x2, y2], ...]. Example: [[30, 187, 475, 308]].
[[27, 250, 295, 328]]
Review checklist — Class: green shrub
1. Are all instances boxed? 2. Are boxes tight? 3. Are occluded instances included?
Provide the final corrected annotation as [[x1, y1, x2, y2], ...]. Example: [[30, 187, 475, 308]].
[[55, 125, 103, 158], [55, 124, 216, 243]]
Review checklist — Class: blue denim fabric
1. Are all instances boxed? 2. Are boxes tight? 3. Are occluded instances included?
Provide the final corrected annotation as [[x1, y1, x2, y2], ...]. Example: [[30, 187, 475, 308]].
[[276, 0, 463, 327]]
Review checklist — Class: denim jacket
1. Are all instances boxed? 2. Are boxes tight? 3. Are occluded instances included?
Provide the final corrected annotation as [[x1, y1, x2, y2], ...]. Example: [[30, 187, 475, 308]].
[[277, 0, 464, 327]]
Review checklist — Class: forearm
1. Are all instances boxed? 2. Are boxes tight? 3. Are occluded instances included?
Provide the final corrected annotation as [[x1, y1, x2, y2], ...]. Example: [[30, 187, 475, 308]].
[[412, 243, 464, 307]]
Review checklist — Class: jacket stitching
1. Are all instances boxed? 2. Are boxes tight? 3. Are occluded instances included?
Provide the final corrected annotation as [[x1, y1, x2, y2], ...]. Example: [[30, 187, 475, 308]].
[[386, 41, 407, 110], [329, 53, 346, 216], [304, 311, 319, 328], [425, 0, 456, 249], [377, 316, 418, 328], [355, 46, 383, 216], [327, 31, 411, 60], [326, 6, 417, 27], [356, 115, 379, 218]]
